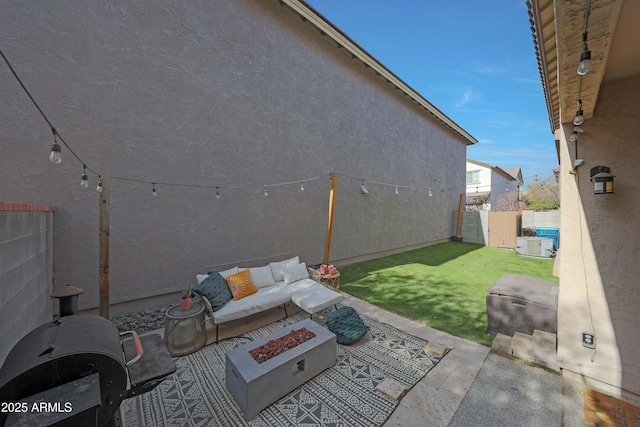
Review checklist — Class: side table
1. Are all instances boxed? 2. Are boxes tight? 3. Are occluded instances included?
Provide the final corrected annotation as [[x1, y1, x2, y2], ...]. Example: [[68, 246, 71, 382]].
[[164, 302, 207, 357], [320, 272, 340, 290]]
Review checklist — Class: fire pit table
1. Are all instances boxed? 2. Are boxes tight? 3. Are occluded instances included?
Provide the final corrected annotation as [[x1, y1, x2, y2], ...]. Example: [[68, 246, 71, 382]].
[[225, 319, 336, 420]]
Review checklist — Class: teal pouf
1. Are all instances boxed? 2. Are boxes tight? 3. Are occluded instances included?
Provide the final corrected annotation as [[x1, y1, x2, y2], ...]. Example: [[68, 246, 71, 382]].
[[326, 306, 369, 345]]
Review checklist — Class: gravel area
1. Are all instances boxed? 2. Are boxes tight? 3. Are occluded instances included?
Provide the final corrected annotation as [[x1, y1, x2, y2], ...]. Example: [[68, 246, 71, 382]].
[[110, 305, 172, 334]]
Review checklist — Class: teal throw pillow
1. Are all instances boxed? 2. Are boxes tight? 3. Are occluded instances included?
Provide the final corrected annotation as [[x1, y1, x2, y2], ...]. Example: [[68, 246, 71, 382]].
[[193, 272, 233, 312]]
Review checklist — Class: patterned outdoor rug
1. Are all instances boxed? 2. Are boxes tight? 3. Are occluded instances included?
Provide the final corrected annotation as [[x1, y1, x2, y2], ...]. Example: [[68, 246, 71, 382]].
[[124, 308, 447, 426]]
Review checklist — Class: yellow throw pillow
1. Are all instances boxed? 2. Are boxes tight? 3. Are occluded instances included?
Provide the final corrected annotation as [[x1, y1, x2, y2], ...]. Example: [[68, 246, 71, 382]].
[[226, 269, 258, 301]]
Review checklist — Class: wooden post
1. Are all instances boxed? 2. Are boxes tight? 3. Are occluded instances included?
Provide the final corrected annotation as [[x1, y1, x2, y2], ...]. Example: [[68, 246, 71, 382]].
[[99, 176, 110, 318], [324, 173, 338, 264], [455, 193, 464, 240]]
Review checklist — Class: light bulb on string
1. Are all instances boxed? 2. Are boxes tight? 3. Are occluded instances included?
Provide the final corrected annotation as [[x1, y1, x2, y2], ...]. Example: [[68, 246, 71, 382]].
[[574, 100, 584, 126], [152, 183, 157, 197], [96, 176, 103, 193], [216, 187, 220, 199], [300, 182, 304, 192], [395, 185, 398, 195], [80, 165, 89, 188], [49, 128, 62, 164], [569, 131, 579, 142], [264, 186, 268, 197], [429, 188, 433, 197], [577, 49, 592, 75]]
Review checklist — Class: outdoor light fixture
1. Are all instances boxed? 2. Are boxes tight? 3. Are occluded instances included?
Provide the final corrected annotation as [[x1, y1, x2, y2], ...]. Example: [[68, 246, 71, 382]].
[[360, 181, 368, 194], [577, 49, 593, 75], [80, 166, 89, 188], [569, 130, 579, 142], [216, 187, 220, 199], [590, 165, 614, 194], [300, 182, 304, 192], [152, 183, 157, 197], [395, 185, 398, 195], [96, 177, 103, 193], [49, 128, 62, 164], [264, 186, 268, 197], [574, 101, 585, 126]]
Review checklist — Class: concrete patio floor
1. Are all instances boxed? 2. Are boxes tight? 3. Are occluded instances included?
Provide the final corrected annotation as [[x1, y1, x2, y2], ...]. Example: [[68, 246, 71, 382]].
[[137, 292, 585, 426]]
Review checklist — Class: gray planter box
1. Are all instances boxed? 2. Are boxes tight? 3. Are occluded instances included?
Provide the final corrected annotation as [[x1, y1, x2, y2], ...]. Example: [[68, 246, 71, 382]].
[[225, 319, 336, 420]]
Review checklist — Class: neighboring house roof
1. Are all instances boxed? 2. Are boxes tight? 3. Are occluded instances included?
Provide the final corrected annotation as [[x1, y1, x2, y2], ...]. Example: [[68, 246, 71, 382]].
[[282, 0, 477, 145], [503, 167, 524, 186], [466, 158, 521, 183]]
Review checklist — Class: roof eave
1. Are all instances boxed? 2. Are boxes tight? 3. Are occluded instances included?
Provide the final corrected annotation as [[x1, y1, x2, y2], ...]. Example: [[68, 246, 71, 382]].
[[280, 0, 478, 145]]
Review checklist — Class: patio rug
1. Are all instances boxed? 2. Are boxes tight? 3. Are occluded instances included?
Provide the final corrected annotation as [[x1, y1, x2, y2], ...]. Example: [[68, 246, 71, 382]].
[[584, 387, 640, 426], [124, 307, 447, 427]]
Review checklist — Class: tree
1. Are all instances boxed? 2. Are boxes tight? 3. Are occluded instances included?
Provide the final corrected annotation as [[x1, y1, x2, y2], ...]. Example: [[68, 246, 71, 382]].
[[495, 190, 523, 211], [524, 177, 559, 210]]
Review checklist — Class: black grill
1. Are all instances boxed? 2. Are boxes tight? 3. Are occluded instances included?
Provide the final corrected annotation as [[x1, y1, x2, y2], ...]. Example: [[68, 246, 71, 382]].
[[0, 315, 176, 426]]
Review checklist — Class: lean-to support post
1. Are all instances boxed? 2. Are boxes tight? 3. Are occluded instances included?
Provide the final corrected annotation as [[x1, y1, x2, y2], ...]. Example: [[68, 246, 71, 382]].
[[324, 173, 338, 264]]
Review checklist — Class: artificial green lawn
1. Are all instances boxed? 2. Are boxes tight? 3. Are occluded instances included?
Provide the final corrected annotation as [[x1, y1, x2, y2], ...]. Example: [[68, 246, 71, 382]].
[[339, 242, 558, 347]]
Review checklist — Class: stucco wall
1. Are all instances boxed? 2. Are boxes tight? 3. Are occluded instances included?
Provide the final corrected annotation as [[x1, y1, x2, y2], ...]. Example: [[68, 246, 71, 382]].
[[557, 74, 640, 396], [0, 204, 54, 366], [0, 0, 468, 311]]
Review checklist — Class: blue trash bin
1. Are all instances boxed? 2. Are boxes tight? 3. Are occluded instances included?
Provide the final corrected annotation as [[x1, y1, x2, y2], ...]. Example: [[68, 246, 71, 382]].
[[536, 227, 559, 249]]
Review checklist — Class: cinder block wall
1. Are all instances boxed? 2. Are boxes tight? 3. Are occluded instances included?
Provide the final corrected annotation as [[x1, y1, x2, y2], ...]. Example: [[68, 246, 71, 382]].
[[0, 202, 55, 366]]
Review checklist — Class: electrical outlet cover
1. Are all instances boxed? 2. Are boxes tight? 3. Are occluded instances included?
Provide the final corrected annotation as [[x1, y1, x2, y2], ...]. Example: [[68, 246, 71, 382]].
[[582, 332, 596, 349]]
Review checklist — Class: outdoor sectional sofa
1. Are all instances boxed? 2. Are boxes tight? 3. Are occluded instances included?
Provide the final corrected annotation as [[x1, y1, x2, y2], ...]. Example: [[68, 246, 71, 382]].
[[194, 254, 342, 342]]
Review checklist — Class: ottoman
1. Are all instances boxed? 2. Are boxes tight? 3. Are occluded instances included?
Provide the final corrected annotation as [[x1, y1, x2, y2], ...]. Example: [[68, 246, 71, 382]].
[[289, 279, 343, 316], [326, 306, 369, 345]]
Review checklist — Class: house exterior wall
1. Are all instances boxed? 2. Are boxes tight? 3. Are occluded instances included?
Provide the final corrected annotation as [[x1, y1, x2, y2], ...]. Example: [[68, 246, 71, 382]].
[[0, 0, 468, 311], [557, 74, 640, 396], [466, 161, 517, 211], [0, 203, 54, 366]]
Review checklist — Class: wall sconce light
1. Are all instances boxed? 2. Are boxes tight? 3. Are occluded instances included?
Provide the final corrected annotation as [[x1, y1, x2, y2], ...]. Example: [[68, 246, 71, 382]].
[[590, 165, 614, 194]]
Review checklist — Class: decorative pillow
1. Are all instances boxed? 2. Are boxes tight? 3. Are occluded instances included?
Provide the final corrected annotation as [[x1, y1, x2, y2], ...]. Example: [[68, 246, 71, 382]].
[[249, 265, 277, 288], [197, 266, 238, 284], [269, 256, 300, 282], [192, 272, 233, 312], [226, 269, 259, 300], [282, 262, 309, 285]]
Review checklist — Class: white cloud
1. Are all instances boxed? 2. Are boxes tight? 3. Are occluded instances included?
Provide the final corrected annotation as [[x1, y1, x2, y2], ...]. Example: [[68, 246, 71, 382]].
[[455, 88, 480, 108]]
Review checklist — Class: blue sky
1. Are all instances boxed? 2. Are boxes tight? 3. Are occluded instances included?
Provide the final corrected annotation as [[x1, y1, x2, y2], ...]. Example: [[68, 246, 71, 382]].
[[304, 0, 558, 185]]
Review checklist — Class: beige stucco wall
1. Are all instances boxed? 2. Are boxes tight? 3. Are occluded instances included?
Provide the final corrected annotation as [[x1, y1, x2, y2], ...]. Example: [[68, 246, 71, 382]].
[[557, 74, 640, 396], [0, 0, 468, 312]]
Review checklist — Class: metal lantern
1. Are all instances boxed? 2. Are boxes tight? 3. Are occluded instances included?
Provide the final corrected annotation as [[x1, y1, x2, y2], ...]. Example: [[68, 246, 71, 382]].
[[590, 165, 615, 194]]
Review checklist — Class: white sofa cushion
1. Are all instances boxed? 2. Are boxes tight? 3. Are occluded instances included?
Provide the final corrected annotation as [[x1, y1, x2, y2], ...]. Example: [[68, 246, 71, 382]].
[[282, 262, 309, 285], [197, 266, 239, 284], [288, 278, 343, 315], [248, 265, 277, 288], [269, 256, 299, 282], [212, 286, 291, 324]]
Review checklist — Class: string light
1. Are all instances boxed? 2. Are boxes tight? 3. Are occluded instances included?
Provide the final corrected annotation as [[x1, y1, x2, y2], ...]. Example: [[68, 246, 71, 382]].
[[3, 46, 561, 203], [360, 181, 369, 194], [577, 0, 593, 75], [49, 128, 62, 164], [574, 99, 584, 126], [152, 183, 157, 197], [80, 165, 89, 188]]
